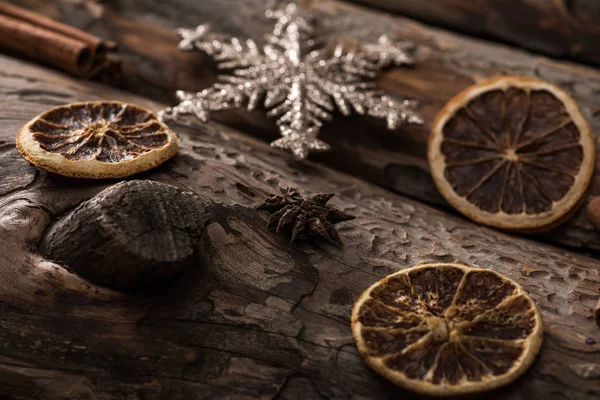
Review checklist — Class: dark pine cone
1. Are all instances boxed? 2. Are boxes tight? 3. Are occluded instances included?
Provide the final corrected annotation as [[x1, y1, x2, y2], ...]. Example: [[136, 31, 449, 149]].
[[257, 187, 355, 246]]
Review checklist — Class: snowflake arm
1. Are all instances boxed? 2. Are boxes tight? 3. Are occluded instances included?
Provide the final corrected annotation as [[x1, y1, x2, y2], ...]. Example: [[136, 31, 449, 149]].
[[309, 52, 423, 128], [271, 130, 330, 159], [367, 95, 424, 129], [361, 35, 416, 68], [177, 25, 210, 51]]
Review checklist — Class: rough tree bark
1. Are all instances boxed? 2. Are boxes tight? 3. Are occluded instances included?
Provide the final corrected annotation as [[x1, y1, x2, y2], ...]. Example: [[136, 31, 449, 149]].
[[11, 0, 600, 253], [347, 0, 600, 66], [0, 53, 598, 399]]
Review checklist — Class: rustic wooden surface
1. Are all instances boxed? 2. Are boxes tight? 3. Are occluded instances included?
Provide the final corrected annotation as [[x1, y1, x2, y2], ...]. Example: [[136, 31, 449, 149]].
[[0, 1, 600, 399], [347, 0, 600, 66], [11, 0, 600, 253], [0, 52, 599, 399]]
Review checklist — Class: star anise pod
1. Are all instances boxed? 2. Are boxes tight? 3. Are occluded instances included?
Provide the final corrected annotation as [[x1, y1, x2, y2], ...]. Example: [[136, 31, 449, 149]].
[[257, 187, 355, 246]]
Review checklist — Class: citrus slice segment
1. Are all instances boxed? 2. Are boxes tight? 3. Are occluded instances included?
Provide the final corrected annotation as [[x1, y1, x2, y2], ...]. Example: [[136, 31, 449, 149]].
[[17, 101, 178, 178], [351, 263, 543, 397], [428, 76, 595, 231]]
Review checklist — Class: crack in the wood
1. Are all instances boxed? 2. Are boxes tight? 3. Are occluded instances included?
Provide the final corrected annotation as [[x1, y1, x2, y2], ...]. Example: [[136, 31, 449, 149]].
[[202, 232, 349, 329], [144, 317, 353, 354], [0, 359, 245, 387], [272, 373, 330, 400]]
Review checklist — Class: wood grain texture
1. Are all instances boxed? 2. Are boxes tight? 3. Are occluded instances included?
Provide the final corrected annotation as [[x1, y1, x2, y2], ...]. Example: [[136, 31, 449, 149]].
[[11, 0, 600, 253], [40, 180, 211, 289], [0, 54, 598, 399], [346, 0, 600, 66]]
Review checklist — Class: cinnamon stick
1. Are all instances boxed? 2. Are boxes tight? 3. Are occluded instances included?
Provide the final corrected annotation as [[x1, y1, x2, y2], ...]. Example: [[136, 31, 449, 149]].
[[0, 1, 119, 79]]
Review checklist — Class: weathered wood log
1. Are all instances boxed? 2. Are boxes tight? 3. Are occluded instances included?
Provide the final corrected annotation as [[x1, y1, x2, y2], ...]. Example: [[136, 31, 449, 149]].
[[12, 0, 600, 253], [39, 180, 211, 289], [0, 54, 598, 399], [347, 0, 600, 66]]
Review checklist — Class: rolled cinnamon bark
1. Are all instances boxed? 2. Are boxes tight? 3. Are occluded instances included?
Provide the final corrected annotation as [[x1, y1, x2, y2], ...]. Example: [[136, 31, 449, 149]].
[[0, 1, 119, 79]]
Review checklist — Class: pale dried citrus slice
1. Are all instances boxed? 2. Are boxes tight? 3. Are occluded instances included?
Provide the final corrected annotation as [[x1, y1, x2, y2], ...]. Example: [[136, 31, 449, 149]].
[[17, 101, 178, 179], [429, 76, 595, 231], [352, 263, 543, 397]]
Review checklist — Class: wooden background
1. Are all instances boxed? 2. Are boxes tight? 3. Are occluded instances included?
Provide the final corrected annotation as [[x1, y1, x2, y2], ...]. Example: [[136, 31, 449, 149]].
[[0, 0, 599, 399]]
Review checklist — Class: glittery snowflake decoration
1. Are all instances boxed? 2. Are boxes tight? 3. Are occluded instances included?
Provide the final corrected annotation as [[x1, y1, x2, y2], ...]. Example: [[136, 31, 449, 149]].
[[159, 2, 423, 159]]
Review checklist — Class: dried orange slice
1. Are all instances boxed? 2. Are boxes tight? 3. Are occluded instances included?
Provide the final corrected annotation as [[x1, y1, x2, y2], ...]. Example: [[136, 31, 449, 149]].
[[352, 263, 543, 397], [429, 76, 595, 231], [17, 101, 178, 179]]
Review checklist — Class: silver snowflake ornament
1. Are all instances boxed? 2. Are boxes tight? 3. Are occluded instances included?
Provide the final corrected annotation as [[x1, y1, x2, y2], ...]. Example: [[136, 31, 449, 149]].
[[159, 2, 423, 159]]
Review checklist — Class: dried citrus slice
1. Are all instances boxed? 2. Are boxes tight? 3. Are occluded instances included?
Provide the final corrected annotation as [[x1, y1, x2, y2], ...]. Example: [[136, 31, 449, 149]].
[[17, 101, 178, 178], [429, 76, 595, 231], [352, 263, 543, 397]]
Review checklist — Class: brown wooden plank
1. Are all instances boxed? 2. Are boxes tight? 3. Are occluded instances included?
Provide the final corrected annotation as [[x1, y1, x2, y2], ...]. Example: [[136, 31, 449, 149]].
[[346, 0, 600, 67], [9, 0, 600, 252], [0, 52, 599, 400]]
